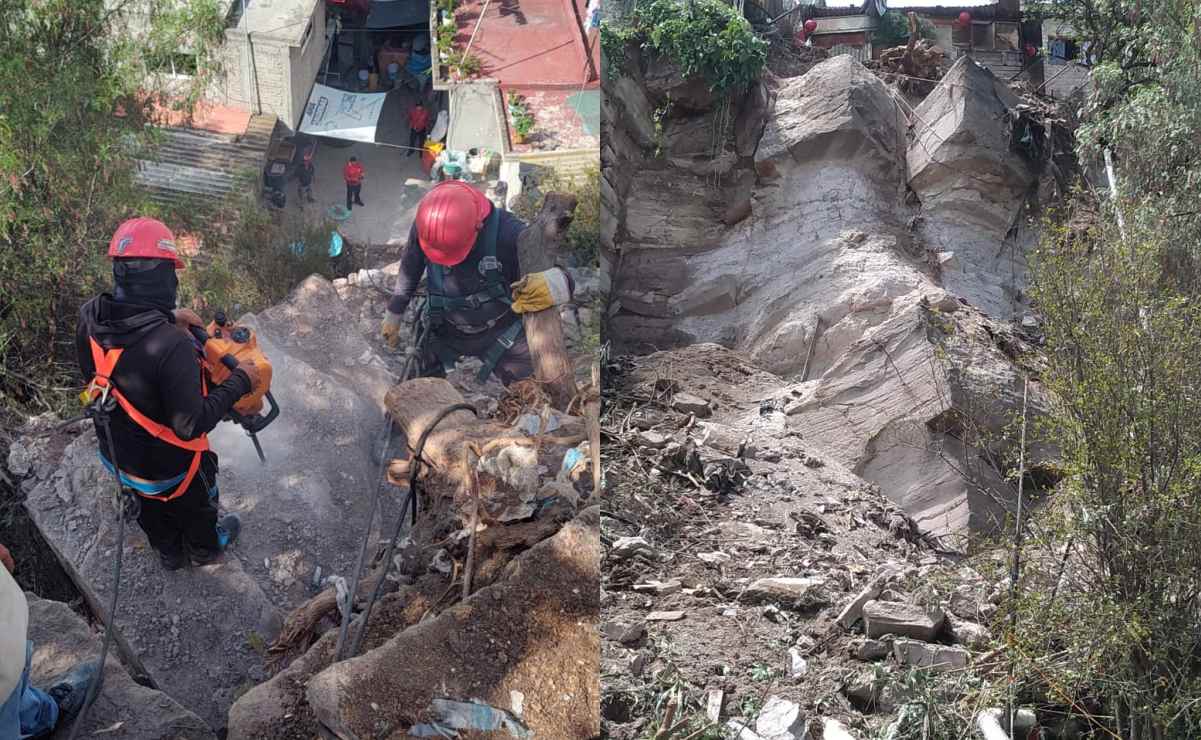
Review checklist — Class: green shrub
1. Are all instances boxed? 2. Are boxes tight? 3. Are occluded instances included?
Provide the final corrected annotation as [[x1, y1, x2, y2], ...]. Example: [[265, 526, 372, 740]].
[[601, 0, 767, 95]]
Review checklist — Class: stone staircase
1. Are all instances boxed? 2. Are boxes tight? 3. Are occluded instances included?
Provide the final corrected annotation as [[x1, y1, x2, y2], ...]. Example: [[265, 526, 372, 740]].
[[136, 114, 277, 204]]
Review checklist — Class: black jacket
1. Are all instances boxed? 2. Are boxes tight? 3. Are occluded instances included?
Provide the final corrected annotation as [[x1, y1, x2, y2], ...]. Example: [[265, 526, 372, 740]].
[[387, 207, 527, 335], [76, 295, 251, 481]]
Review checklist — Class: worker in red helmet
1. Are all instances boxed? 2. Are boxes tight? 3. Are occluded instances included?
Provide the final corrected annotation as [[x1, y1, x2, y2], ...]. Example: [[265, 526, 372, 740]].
[[75, 217, 261, 571], [380, 181, 574, 385]]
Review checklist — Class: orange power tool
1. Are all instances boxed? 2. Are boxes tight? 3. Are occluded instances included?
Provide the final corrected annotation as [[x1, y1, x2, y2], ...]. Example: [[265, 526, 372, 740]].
[[188, 312, 280, 463]]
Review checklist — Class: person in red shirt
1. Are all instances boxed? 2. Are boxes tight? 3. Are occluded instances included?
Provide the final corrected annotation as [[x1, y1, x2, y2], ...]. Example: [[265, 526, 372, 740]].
[[408, 101, 430, 157], [343, 156, 365, 211]]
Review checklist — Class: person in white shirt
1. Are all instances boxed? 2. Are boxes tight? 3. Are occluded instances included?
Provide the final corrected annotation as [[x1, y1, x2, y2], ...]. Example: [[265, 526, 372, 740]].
[[0, 544, 97, 738]]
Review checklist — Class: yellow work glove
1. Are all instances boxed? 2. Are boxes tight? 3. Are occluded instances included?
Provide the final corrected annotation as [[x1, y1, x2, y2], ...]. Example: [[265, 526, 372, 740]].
[[380, 311, 403, 349], [510, 268, 572, 314]]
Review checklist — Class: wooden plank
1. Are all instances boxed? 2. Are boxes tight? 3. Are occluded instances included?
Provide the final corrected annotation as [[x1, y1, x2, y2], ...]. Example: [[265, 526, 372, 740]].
[[516, 193, 580, 410]]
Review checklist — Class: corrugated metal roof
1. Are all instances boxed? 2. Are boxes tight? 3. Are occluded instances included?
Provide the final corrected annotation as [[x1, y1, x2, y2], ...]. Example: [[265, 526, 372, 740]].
[[136, 115, 277, 203]]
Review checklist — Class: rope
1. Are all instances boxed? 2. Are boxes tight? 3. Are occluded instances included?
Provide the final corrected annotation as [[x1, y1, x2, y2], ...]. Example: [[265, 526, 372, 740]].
[[348, 401, 479, 658], [67, 403, 128, 740], [1006, 375, 1030, 735], [333, 302, 431, 663]]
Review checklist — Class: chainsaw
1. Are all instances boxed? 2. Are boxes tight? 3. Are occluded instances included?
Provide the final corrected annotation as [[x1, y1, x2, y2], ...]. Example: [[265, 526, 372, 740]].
[[188, 311, 280, 463]]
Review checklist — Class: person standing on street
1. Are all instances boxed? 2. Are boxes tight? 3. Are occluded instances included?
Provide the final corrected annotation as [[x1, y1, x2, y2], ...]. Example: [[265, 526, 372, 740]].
[[344, 156, 366, 211], [297, 159, 316, 207], [408, 101, 430, 157]]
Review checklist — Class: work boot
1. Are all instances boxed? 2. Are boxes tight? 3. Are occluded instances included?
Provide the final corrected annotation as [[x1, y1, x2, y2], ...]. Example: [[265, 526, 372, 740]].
[[46, 661, 99, 721], [159, 550, 188, 571], [190, 514, 242, 566], [217, 513, 242, 550]]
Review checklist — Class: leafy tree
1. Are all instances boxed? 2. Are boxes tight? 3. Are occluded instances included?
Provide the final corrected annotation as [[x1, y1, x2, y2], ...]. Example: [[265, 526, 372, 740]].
[[1026, 0, 1201, 288], [873, 10, 937, 50], [600, 0, 768, 95], [0, 0, 226, 409], [1011, 1, 1201, 736]]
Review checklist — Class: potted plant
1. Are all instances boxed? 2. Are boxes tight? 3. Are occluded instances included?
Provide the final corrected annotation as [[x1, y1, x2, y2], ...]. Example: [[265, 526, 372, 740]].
[[437, 26, 456, 63], [513, 110, 534, 144]]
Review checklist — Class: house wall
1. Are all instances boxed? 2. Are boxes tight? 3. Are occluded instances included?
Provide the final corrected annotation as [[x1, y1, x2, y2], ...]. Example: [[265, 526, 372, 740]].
[[288, 11, 327, 129], [923, 16, 957, 51], [207, 5, 324, 131], [1040, 18, 1090, 99], [811, 31, 869, 49], [811, 15, 877, 34], [1043, 60, 1090, 100]]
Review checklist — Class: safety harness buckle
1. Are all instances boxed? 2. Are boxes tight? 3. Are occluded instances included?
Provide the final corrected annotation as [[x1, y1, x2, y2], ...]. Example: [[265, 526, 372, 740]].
[[478, 255, 501, 275], [82, 380, 116, 412], [497, 331, 517, 350]]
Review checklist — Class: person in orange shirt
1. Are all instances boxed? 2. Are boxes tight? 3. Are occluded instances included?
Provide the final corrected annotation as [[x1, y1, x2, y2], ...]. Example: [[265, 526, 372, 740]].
[[344, 156, 366, 211], [408, 101, 430, 157]]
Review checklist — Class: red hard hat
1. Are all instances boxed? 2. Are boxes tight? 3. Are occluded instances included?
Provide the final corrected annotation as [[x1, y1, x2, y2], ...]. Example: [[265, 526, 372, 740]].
[[415, 180, 491, 266], [108, 217, 185, 268], [803, 18, 817, 33], [958, 10, 972, 25]]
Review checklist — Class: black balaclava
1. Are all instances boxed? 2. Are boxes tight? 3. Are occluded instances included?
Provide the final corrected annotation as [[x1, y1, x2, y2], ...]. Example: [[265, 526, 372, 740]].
[[113, 259, 178, 314]]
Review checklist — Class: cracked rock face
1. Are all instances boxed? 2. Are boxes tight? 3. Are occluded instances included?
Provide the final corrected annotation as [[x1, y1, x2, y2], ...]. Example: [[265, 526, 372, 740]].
[[606, 55, 1054, 541]]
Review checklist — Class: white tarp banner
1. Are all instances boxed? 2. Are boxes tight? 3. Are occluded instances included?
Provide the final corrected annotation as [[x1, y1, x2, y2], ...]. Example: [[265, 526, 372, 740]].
[[300, 84, 387, 143]]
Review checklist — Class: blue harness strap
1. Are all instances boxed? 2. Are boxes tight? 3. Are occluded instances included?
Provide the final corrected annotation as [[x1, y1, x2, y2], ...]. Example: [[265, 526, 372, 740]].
[[98, 452, 186, 495]]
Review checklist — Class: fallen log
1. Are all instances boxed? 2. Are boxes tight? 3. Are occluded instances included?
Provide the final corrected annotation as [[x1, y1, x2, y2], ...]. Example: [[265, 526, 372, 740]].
[[385, 377, 584, 492], [517, 192, 579, 411], [267, 562, 392, 668]]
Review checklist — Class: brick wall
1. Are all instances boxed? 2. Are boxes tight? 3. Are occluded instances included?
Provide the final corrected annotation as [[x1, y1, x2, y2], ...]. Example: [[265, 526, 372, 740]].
[[208, 12, 323, 131]]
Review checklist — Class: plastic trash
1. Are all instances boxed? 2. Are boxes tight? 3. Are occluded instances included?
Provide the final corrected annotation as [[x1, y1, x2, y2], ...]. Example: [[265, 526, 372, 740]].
[[409, 699, 533, 738], [514, 412, 562, 435], [429, 110, 449, 142], [560, 447, 585, 477], [329, 231, 344, 258]]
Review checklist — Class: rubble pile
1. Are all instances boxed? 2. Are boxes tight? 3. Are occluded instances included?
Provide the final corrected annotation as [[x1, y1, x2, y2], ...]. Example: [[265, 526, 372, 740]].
[[603, 51, 1067, 738], [601, 348, 1010, 739]]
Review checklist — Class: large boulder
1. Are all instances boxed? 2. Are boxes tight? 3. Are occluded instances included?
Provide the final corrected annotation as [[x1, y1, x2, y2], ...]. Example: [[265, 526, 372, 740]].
[[605, 55, 1053, 541], [26, 595, 215, 739], [306, 507, 601, 739], [908, 57, 1038, 319], [226, 591, 431, 739], [610, 56, 910, 365]]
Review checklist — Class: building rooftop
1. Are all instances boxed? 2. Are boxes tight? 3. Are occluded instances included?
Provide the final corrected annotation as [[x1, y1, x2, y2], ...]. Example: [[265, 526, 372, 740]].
[[226, 0, 321, 44], [821, 0, 997, 8]]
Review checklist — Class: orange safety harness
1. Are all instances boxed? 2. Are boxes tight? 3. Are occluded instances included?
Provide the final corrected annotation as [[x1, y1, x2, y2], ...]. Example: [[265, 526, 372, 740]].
[[83, 337, 209, 501]]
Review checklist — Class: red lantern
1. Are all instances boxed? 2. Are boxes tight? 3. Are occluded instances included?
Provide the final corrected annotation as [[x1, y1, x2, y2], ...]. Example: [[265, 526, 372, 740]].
[[803, 18, 818, 34], [958, 10, 972, 26]]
